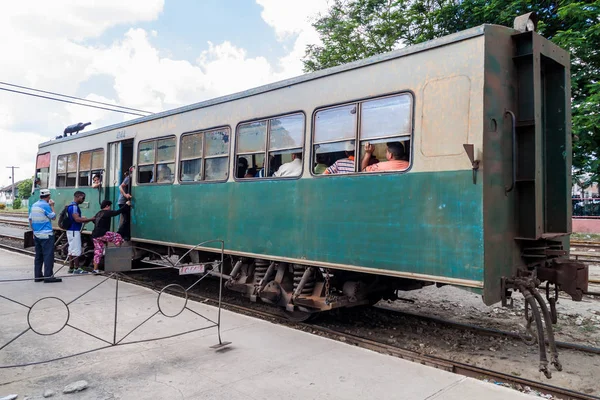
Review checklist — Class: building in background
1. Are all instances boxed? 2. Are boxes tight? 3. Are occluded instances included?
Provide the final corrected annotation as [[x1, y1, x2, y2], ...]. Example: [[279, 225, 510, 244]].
[[0, 180, 29, 207], [572, 181, 599, 199]]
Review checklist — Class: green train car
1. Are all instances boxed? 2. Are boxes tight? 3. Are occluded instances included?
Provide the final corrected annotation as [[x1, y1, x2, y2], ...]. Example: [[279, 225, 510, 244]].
[[31, 13, 587, 375]]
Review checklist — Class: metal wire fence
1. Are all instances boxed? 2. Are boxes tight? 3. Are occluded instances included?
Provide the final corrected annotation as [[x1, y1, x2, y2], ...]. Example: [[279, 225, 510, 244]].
[[572, 197, 600, 218]]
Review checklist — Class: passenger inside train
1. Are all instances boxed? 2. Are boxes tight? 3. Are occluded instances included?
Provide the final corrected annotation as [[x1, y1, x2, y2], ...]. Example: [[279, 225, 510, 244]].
[[273, 152, 302, 177], [157, 165, 173, 183], [314, 154, 329, 175], [322, 141, 356, 174], [92, 174, 102, 188], [237, 157, 249, 178], [361, 141, 409, 172]]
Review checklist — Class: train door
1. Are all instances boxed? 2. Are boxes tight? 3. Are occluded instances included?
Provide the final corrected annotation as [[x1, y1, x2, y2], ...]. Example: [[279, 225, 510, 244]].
[[106, 139, 134, 231]]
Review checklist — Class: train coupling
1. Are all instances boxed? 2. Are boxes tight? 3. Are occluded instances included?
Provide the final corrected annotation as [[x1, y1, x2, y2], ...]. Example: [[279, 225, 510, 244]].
[[536, 258, 588, 301]]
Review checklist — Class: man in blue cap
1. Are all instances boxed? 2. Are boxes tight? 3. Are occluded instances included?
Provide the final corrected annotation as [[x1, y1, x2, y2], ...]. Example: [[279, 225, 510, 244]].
[[28, 189, 61, 282]]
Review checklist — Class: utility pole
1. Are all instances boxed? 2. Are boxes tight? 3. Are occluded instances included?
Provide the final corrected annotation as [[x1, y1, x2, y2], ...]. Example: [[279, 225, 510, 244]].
[[6, 166, 19, 202]]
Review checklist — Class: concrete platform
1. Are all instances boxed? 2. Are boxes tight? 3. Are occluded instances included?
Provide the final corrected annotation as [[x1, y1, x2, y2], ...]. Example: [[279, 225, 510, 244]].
[[0, 249, 535, 399]]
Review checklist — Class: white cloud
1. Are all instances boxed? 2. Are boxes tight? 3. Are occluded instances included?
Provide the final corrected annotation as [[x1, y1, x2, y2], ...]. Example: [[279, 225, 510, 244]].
[[1, 0, 164, 41], [0, 1, 327, 188], [0, 130, 50, 188], [197, 41, 276, 94], [256, 0, 330, 76], [0, 1, 164, 188], [256, 0, 330, 39]]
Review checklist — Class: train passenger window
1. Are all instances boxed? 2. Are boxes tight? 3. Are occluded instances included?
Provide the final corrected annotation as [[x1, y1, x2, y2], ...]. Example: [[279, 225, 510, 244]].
[[56, 153, 77, 187], [359, 94, 411, 173], [180, 133, 202, 181], [180, 127, 230, 182], [137, 136, 176, 184], [312, 93, 412, 175], [313, 105, 357, 174], [78, 149, 104, 186], [269, 114, 303, 177], [236, 113, 304, 179], [138, 141, 155, 164], [156, 138, 175, 183], [237, 121, 266, 178], [360, 95, 411, 140], [204, 129, 230, 180], [35, 153, 50, 189], [138, 165, 154, 184]]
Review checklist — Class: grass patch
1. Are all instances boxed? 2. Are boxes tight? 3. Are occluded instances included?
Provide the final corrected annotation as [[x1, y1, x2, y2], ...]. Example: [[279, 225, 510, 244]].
[[580, 324, 599, 333], [0, 209, 27, 213], [571, 233, 600, 242]]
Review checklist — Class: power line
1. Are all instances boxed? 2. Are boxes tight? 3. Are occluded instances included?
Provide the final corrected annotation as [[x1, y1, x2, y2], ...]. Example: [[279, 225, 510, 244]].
[[0, 87, 148, 117], [0, 81, 152, 114]]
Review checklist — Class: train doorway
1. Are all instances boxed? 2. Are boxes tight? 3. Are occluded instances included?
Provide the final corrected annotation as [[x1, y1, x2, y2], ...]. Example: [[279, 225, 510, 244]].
[[107, 139, 134, 231]]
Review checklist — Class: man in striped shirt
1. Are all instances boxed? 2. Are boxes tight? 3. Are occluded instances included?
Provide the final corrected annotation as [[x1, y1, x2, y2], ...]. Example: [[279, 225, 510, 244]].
[[323, 141, 356, 174], [29, 189, 61, 283]]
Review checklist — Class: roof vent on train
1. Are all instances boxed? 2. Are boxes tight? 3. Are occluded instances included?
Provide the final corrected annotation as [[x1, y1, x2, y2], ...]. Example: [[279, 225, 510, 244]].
[[55, 122, 91, 139], [513, 12, 537, 32]]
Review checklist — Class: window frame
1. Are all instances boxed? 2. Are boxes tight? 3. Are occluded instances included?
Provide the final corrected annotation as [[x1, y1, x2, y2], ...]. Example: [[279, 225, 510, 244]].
[[56, 152, 78, 188], [78, 148, 105, 187], [35, 152, 51, 190], [136, 135, 177, 185], [234, 111, 306, 182], [179, 125, 231, 184], [310, 91, 415, 177]]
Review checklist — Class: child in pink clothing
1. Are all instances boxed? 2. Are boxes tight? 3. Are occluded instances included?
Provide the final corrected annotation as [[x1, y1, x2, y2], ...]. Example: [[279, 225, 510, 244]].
[[91, 200, 130, 273]]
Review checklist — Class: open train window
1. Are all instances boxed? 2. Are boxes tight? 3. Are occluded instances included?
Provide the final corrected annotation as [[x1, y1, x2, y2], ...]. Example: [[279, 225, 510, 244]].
[[56, 153, 77, 187], [180, 127, 230, 183], [312, 93, 412, 175], [35, 153, 50, 189], [235, 113, 304, 179], [78, 148, 104, 186], [313, 104, 357, 175], [137, 137, 176, 184]]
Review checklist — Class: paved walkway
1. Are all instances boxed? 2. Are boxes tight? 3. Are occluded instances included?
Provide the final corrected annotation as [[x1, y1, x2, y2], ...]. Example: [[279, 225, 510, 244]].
[[0, 249, 535, 399]]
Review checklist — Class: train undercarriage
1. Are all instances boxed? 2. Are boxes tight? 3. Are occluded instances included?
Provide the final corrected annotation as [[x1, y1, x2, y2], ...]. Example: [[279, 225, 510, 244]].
[[52, 233, 433, 321], [222, 258, 429, 321]]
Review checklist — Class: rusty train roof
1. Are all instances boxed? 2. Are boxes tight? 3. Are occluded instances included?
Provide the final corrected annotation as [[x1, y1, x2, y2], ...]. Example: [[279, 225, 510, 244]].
[[39, 24, 493, 149]]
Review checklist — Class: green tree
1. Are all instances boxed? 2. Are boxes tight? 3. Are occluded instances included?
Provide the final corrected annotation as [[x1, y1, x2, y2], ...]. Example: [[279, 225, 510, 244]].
[[17, 178, 33, 200], [303, 0, 600, 180]]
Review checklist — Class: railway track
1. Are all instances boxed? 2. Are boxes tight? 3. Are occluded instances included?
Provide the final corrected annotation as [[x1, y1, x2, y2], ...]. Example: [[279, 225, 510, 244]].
[[0, 217, 29, 228], [0, 212, 28, 218], [570, 240, 600, 262], [0, 242, 598, 400]]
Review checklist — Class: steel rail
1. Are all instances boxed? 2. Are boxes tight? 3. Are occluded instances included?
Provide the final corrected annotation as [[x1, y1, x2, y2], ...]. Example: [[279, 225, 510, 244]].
[[0, 218, 29, 227], [571, 240, 600, 247], [0, 212, 28, 218], [0, 233, 22, 240]]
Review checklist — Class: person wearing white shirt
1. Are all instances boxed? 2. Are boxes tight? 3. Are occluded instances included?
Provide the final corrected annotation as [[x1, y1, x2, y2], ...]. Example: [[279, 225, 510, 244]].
[[273, 152, 303, 177]]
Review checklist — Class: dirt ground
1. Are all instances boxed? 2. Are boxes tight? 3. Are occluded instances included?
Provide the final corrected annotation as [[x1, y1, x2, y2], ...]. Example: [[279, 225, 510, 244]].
[[369, 273, 600, 398]]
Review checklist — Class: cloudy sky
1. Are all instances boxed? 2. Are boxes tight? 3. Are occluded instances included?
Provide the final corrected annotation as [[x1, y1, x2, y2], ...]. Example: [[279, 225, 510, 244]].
[[0, 0, 330, 188]]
